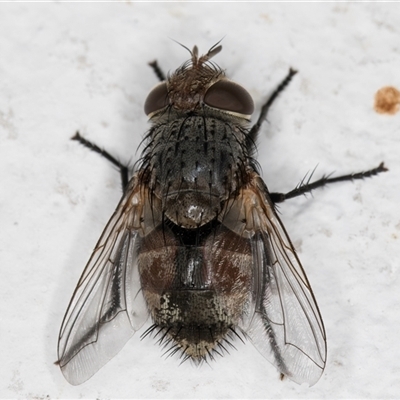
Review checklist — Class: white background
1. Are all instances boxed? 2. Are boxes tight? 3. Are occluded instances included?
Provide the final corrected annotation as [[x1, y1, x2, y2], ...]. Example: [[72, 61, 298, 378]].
[[1, 3, 399, 398]]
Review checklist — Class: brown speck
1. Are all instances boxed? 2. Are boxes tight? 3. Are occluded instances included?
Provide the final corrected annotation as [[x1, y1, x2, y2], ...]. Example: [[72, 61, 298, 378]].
[[374, 86, 400, 115], [260, 13, 272, 22]]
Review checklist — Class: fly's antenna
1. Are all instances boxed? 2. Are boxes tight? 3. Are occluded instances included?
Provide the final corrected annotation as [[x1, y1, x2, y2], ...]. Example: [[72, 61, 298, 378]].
[[197, 39, 224, 65], [170, 38, 223, 68]]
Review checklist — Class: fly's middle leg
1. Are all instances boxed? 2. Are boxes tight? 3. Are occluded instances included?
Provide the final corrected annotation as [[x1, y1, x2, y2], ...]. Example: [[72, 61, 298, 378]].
[[270, 162, 388, 204]]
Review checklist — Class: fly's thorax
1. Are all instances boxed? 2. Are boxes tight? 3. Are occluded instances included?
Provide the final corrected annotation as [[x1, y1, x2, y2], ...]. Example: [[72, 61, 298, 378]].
[[143, 114, 251, 228]]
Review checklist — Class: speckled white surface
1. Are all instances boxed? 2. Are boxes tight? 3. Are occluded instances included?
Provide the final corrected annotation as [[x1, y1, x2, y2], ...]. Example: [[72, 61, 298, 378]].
[[1, 3, 399, 398]]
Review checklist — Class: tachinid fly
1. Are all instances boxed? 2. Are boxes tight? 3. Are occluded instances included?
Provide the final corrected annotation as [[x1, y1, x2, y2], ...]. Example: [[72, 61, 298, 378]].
[[57, 43, 387, 386]]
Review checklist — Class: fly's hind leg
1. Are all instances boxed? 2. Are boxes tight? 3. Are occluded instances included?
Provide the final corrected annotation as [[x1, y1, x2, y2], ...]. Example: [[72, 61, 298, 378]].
[[71, 132, 130, 193], [270, 162, 388, 204]]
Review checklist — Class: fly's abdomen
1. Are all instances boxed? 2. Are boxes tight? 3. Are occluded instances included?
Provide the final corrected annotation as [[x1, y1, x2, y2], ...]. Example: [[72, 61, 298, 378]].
[[138, 223, 253, 360], [155, 290, 232, 360]]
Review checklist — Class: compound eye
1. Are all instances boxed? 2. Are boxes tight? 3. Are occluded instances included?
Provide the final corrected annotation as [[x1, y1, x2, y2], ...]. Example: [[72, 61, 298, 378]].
[[144, 82, 169, 115], [204, 80, 254, 116]]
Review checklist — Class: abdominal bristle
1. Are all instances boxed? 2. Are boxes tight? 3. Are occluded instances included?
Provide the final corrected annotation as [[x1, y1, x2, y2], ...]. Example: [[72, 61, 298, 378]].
[[141, 324, 245, 364]]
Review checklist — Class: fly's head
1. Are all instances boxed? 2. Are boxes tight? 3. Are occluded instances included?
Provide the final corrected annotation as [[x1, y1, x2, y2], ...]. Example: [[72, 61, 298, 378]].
[[144, 44, 255, 120]]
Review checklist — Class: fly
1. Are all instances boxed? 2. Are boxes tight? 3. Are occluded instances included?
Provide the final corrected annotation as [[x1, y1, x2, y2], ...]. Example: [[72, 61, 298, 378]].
[[57, 43, 387, 386]]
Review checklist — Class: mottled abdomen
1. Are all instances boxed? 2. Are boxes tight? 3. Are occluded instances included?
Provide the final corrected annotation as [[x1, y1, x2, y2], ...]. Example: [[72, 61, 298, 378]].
[[137, 222, 253, 359]]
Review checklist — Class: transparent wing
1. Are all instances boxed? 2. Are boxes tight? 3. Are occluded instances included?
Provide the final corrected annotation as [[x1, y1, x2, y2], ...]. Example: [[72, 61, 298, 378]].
[[221, 174, 326, 386], [58, 175, 156, 385]]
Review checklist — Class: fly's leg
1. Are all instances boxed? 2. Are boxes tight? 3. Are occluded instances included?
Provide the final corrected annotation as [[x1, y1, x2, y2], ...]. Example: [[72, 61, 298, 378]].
[[270, 162, 388, 204], [249, 68, 298, 141], [71, 55, 165, 190], [252, 70, 388, 203], [71, 132, 129, 193], [148, 60, 166, 82]]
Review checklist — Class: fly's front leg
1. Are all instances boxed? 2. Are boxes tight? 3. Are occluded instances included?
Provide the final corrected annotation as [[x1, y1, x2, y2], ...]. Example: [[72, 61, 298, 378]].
[[71, 132, 130, 193], [148, 60, 166, 82], [270, 162, 388, 204], [249, 68, 298, 141], [71, 59, 165, 191]]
